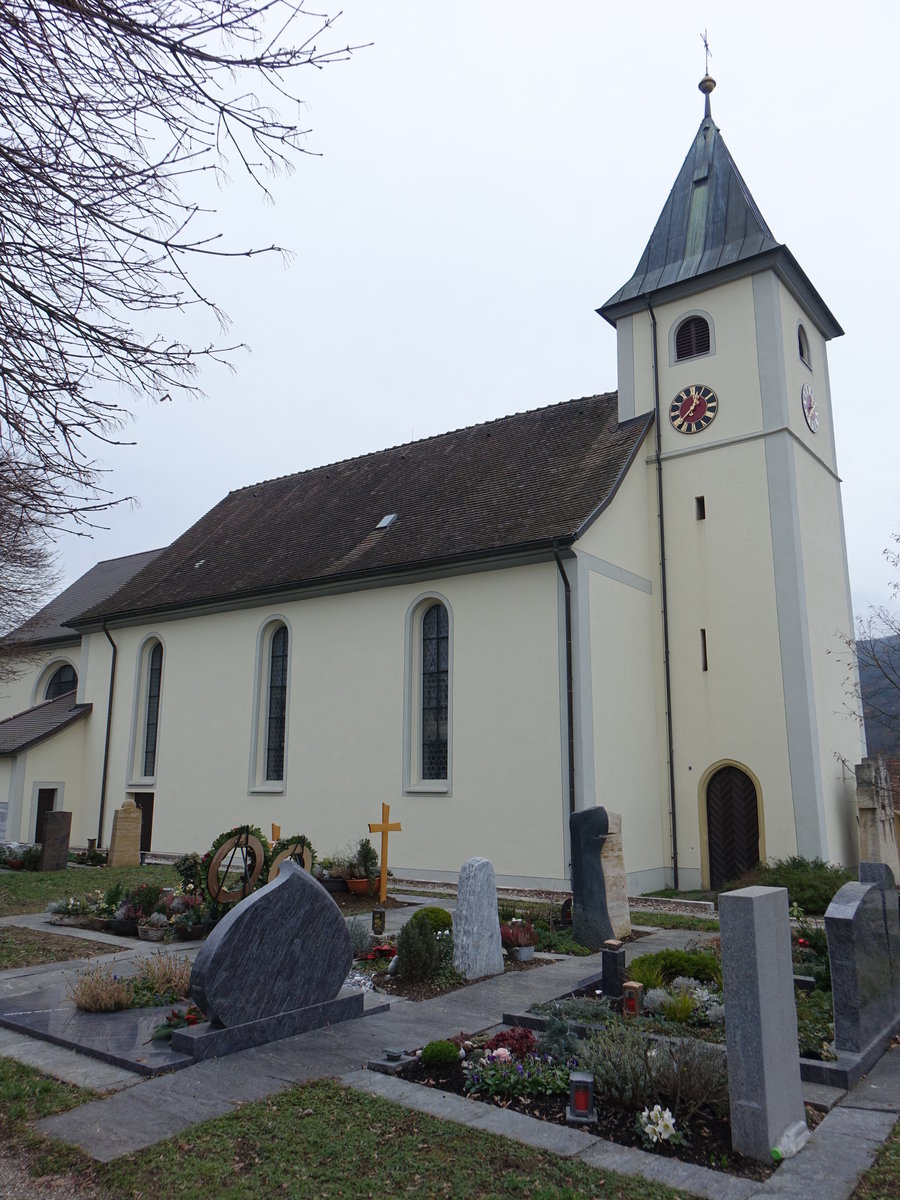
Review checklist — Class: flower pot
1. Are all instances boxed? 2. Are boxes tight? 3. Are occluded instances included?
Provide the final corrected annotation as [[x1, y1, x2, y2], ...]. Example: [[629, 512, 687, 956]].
[[346, 878, 373, 897], [138, 924, 167, 942], [509, 945, 535, 962], [7, 860, 24, 871], [322, 877, 348, 894], [174, 921, 210, 941]]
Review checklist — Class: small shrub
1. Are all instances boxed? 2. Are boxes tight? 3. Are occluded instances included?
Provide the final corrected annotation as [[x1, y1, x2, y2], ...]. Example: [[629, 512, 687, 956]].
[[397, 911, 440, 982], [650, 1037, 729, 1120], [625, 957, 666, 989], [354, 837, 379, 882], [21, 845, 41, 871], [68, 965, 134, 1012], [173, 852, 204, 893], [417, 906, 453, 934], [122, 883, 166, 920], [500, 920, 539, 949], [750, 856, 852, 915], [535, 1011, 580, 1063], [420, 1039, 461, 1069], [484, 1026, 537, 1059], [660, 990, 696, 1023], [643, 988, 671, 1015], [347, 917, 372, 957], [579, 1023, 655, 1111], [629, 948, 722, 989], [535, 928, 592, 956], [796, 988, 836, 1060]]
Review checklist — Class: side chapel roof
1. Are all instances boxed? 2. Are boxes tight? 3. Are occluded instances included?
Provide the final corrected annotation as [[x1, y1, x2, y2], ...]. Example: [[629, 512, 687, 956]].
[[0, 692, 92, 755], [72, 393, 652, 627], [599, 83, 842, 338]]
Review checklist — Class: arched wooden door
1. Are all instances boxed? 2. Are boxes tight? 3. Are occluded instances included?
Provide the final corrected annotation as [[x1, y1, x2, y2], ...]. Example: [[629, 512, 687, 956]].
[[706, 766, 760, 889]]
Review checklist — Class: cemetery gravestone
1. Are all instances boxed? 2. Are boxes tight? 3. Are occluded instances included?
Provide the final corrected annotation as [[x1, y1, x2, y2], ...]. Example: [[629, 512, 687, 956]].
[[106, 798, 142, 867], [720, 886, 809, 1163], [173, 860, 371, 1059], [452, 857, 504, 980], [38, 810, 71, 871], [570, 807, 630, 948], [601, 939, 626, 1010], [826, 880, 896, 1054], [859, 861, 900, 1015]]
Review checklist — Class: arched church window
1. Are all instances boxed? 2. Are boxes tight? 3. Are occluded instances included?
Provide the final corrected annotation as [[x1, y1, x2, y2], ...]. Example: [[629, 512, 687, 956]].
[[142, 642, 163, 778], [675, 315, 711, 361], [798, 324, 811, 367], [45, 664, 77, 700], [421, 603, 449, 780], [265, 624, 288, 781]]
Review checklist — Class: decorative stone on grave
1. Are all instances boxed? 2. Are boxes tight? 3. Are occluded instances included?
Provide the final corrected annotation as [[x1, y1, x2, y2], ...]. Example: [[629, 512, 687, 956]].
[[720, 886, 809, 1163], [452, 857, 504, 980], [106, 798, 142, 867], [173, 861, 379, 1059], [826, 880, 897, 1055], [569, 807, 630, 950], [856, 757, 900, 877], [38, 810, 71, 871], [601, 939, 626, 1010]]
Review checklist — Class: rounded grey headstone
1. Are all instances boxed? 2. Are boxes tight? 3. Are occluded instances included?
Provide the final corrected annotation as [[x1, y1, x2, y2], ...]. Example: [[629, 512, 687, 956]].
[[190, 861, 352, 1025]]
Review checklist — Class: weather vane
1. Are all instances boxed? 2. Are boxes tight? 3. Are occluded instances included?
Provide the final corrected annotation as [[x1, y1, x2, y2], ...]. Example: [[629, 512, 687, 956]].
[[701, 29, 713, 74]]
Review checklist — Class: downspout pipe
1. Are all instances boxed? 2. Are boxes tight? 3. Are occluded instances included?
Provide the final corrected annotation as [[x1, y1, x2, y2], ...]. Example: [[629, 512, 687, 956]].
[[553, 544, 577, 816], [647, 298, 679, 889], [98, 624, 118, 848]]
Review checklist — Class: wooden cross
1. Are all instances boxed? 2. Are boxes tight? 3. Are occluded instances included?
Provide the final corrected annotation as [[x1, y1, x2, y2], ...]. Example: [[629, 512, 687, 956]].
[[368, 802, 402, 904]]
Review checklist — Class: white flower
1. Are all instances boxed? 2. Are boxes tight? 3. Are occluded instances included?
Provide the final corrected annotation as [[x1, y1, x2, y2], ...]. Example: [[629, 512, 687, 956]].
[[491, 1047, 512, 1062]]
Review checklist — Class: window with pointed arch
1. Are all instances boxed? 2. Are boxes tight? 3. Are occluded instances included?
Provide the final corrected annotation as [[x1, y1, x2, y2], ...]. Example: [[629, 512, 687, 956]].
[[405, 596, 452, 792], [250, 619, 290, 790]]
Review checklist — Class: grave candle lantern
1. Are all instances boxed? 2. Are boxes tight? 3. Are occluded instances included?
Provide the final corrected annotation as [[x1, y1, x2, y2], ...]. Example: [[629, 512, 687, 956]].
[[623, 980, 644, 1016], [371, 906, 386, 935], [566, 1071, 596, 1124]]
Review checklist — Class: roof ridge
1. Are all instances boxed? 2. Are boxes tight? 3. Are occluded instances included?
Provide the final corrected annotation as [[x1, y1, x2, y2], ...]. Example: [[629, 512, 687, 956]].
[[228, 393, 617, 495]]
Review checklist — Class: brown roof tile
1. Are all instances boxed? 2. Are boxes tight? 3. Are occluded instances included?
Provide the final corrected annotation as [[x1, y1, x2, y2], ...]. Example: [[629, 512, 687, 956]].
[[0, 692, 92, 755], [73, 394, 651, 625]]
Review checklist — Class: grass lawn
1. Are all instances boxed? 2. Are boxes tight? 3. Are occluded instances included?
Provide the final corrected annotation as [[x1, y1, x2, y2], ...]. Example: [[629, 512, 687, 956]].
[[2, 1058, 899, 1198], [0, 925, 115, 970], [630, 910, 720, 933], [0, 864, 179, 918]]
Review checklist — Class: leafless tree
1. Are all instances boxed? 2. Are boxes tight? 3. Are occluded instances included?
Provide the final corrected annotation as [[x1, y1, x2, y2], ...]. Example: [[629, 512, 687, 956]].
[[0, 464, 59, 676], [852, 536, 900, 757], [0, 0, 358, 541]]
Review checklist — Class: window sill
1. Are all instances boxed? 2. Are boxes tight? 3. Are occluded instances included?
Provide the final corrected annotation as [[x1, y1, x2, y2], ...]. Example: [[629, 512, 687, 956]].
[[127, 779, 156, 790], [405, 781, 451, 795], [250, 783, 285, 795]]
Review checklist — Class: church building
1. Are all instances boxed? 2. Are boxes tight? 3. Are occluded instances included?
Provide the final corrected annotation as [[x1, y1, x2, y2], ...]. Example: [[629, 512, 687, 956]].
[[0, 77, 864, 892]]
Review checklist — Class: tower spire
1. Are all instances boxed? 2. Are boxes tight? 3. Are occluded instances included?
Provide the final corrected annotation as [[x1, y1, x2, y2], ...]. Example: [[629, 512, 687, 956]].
[[699, 30, 715, 119]]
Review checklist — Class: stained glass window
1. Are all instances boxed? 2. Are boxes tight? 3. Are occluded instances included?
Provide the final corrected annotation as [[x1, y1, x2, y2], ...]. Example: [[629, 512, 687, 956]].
[[45, 664, 77, 699], [421, 603, 448, 780], [143, 643, 163, 777], [266, 625, 288, 781]]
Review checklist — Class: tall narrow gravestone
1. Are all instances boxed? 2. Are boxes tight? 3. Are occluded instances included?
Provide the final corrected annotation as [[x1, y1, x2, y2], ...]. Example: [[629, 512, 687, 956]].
[[172, 861, 370, 1059], [720, 886, 809, 1163], [570, 807, 630, 949], [38, 810, 71, 871], [452, 857, 504, 980]]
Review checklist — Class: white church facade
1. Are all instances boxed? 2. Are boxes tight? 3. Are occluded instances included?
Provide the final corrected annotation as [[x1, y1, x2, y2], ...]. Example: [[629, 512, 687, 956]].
[[0, 79, 864, 891]]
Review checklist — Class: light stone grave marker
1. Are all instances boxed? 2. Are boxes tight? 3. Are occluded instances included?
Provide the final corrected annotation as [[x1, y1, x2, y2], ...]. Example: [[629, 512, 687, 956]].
[[452, 856, 504, 980]]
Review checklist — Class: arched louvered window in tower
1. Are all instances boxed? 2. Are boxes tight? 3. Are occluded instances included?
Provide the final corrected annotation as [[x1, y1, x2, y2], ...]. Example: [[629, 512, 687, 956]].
[[798, 324, 811, 366], [675, 315, 711, 361]]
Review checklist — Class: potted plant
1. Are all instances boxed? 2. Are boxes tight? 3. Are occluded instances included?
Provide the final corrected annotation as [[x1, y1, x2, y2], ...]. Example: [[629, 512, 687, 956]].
[[500, 919, 539, 962], [345, 837, 378, 895], [138, 911, 170, 942], [168, 890, 210, 940], [317, 853, 350, 894]]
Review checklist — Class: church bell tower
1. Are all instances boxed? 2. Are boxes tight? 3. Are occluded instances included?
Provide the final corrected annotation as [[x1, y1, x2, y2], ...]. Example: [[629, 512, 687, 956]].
[[599, 76, 862, 888]]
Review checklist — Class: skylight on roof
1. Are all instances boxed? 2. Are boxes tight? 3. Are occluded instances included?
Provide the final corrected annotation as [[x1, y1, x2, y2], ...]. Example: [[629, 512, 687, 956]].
[[376, 513, 398, 530]]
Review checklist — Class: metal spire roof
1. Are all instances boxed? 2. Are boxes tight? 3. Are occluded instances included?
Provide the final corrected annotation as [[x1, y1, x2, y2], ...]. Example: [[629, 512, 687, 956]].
[[599, 78, 842, 338]]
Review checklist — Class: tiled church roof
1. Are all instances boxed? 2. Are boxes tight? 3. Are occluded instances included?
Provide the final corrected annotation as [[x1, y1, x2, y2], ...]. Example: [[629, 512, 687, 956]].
[[0, 692, 92, 755], [72, 393, 652, 626]]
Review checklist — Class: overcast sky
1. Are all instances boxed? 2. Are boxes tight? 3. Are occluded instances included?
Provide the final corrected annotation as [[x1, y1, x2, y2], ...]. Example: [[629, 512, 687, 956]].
[[50, 1, 899, 622]]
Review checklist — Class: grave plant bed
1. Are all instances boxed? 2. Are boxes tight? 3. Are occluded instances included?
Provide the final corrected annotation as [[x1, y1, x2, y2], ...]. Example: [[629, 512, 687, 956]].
[[395, 1056, 776, 1182], [371, 954, 545, 1002]]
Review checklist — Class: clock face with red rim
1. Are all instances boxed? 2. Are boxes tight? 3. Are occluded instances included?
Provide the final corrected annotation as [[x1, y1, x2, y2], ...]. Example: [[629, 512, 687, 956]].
[[669, 384, 719, 434], [801, 383, 819, 433]]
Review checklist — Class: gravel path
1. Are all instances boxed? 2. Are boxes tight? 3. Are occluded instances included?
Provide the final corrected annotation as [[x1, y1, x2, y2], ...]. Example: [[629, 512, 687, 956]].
[[0, 1151, 107, 1200]]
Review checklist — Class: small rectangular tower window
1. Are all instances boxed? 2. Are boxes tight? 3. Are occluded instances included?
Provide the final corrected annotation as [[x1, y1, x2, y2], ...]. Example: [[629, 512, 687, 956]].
[[695, 496, 706, 520], [700, 628, 709, 672]]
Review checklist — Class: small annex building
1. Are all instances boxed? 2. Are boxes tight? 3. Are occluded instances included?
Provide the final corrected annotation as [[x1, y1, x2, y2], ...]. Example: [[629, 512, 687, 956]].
[[0, 80, 865, 891]]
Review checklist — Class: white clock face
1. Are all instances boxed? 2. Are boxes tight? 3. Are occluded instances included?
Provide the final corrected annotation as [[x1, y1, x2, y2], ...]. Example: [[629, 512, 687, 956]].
[[801, 383, 819, 433]]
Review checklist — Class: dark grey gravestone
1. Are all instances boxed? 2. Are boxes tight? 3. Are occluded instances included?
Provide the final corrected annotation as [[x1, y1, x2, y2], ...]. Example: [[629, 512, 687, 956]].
[[38, 810, 71, 871], [720, 886, 809, 1162], [826, 880, 894, 1054], [190, 860, 352, 1026], [569, 807, 612, 950], [859, 861, 900, 1019], [601, 942, 626, 1009]]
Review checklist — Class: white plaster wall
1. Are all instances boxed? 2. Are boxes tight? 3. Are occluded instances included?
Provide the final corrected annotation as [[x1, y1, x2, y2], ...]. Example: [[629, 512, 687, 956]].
[[94, 561, 568, 884], [11, 719, 88, 844], [0, 644, 81, 719]]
